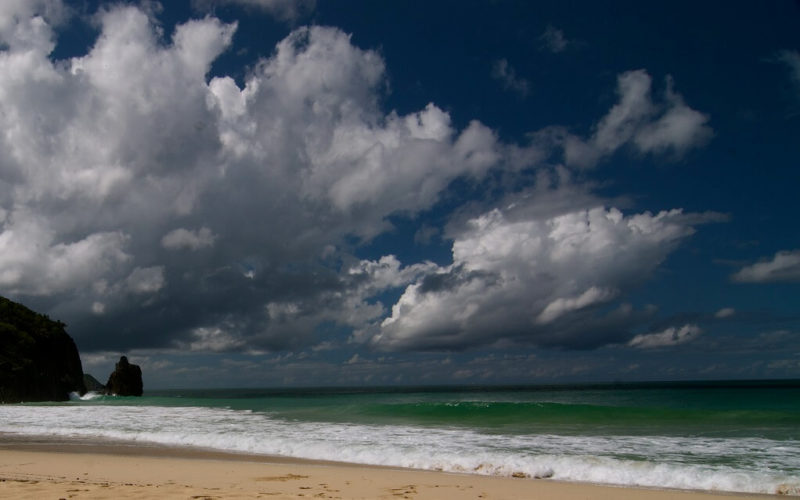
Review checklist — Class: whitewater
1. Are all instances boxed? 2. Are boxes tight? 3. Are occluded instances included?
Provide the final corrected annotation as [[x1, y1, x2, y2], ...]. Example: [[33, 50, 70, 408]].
[[1, 383, 798, 496]]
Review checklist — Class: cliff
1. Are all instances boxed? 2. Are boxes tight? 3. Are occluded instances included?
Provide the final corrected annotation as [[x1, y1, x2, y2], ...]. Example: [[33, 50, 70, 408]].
[[0, 296, 86, 403]]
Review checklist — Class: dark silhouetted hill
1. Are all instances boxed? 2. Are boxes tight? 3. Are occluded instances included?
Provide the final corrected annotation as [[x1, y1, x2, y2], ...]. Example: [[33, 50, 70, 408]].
[[0, 296, 86, 403], [83, 373, 106, 393]]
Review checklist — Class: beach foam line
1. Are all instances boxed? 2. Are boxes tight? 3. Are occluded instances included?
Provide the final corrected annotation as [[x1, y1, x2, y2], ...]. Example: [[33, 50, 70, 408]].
[[3, 402, 799, 495], [0, 444, 783, 500]]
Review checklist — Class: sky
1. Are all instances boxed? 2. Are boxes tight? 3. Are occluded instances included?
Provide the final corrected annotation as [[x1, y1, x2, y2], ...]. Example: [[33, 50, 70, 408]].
[[1, 0, 799, 388]]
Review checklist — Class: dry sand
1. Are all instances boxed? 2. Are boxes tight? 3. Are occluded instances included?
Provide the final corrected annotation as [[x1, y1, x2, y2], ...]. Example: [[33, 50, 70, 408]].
[[0, 440, 781, 499]]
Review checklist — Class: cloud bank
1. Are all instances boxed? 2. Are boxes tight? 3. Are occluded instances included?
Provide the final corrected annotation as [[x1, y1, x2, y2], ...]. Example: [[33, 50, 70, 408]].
[[0, 2, 716, 358], [360, 205, 719, 351]]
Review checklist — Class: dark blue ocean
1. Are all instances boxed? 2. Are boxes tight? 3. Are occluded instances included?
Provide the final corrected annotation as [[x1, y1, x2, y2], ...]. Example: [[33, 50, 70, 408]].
[[2, 380, 798, 495]]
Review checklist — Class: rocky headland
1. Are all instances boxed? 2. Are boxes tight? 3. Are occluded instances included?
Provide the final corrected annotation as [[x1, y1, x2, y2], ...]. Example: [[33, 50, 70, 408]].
[[0, 296, 86, 403]]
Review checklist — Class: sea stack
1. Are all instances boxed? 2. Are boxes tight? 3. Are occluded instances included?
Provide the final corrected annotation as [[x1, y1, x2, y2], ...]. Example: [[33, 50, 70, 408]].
[[105, 356, 143, 396]]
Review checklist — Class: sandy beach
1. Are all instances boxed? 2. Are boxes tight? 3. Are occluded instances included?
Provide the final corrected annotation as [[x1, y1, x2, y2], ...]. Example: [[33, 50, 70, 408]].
[[0, 439, 781, 500]]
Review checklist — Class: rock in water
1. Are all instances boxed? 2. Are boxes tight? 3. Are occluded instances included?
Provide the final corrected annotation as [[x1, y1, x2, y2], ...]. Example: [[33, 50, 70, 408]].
[[0, 296, 86, 403], [105, 356, 143, 396]]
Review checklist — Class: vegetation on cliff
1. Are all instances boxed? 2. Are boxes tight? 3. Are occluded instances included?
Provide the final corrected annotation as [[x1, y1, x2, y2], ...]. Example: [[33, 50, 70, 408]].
[[0, 296, 86, 403]]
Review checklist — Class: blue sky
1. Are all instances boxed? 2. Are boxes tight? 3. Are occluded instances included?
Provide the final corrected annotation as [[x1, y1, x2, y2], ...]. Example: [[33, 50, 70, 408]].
[[1, 0, 799, 388]]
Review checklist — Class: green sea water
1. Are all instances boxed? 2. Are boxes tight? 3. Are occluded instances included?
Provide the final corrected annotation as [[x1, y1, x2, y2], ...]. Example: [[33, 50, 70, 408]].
[[3, 380, 799, 494], [139, 380, 800, 438], [50, 380, 799, 442]]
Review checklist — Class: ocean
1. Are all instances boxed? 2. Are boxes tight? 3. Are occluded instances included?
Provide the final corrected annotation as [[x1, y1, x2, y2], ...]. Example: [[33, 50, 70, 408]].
[[1, 381, 798, 495]]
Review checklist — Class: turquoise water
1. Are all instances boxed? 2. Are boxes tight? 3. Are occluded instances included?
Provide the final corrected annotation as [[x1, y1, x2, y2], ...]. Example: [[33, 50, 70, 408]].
[[139, 381, 800, 438], [2, 380, 799, 494]]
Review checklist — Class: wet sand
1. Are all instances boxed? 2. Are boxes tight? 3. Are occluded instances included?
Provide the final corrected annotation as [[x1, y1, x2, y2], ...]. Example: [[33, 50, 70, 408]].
[[0, 437, 781, 499]]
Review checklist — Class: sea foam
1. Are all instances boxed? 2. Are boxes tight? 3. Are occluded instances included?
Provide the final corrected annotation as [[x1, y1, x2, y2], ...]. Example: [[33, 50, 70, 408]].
[[0, 404, 797, 495], [69, 391, 104, 401]]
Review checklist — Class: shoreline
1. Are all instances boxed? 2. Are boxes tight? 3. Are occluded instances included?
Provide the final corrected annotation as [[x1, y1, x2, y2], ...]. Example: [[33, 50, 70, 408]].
[[0, 434, 785, 499], [0, 432, 346, 465]]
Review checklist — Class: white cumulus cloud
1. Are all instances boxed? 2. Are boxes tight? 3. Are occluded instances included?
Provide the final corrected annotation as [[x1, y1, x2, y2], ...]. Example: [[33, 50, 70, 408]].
[[492, 58, 530, 96], [192, 0, 315, 21], [125, 266, 166, 294], [0, 2, 719, 358], [364, 199, 720, 351], [732, 250, 800, 283], [0, 211, 130, 296], [537, 287, 619, 324], [776, 50, 800, 91], [539, 25, 570, 53], [628, 324, 702, 349], [564, 70, 712, 168], [715, 307, 735, 319]]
